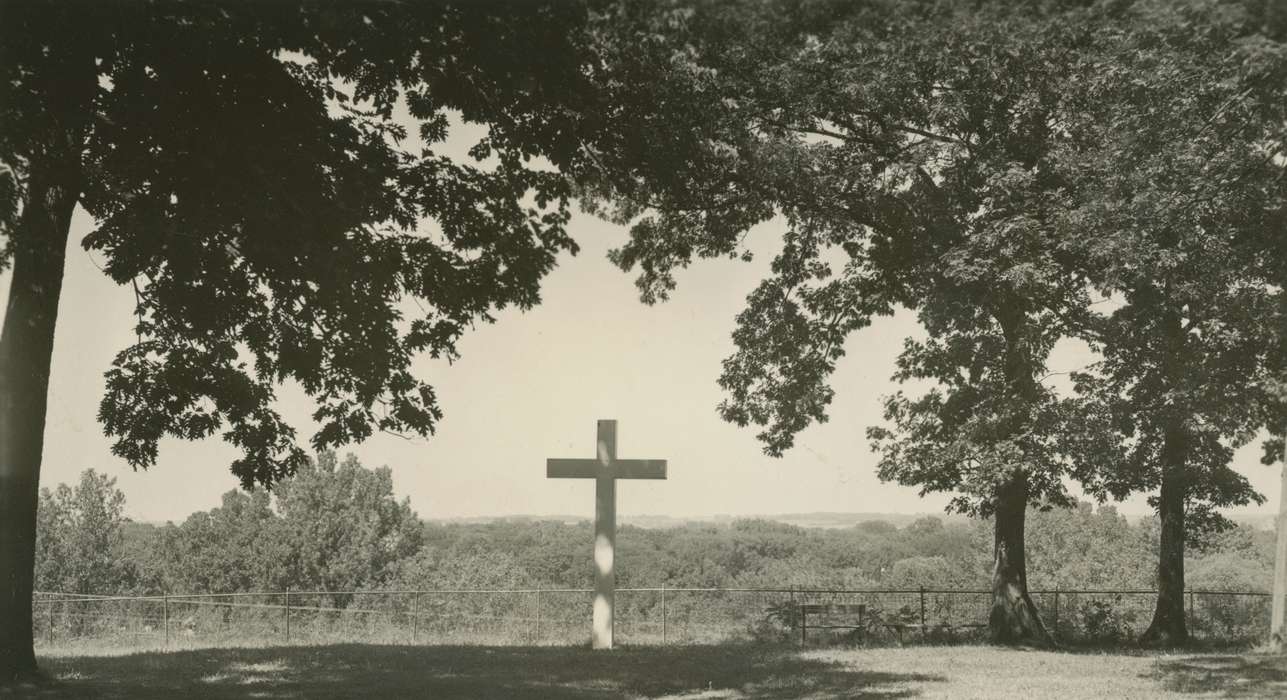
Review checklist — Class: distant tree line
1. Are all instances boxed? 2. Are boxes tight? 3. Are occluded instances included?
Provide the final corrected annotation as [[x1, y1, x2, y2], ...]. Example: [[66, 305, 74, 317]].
[[37, 457, 1276, 600]]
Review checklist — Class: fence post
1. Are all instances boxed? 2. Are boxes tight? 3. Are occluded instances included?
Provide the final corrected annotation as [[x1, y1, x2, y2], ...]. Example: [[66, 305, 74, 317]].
[[1053, 588, 1060, 641], [919, 586, 927, 640], [284, 588, 291, 644], [790, 587, 799, 644], [163, 594, 169, 649], [534, 589, 542, 645], [801, 606, 807, 645], [661, 584, 667, 645], [412, 591, 420, 644], [47, 602, 54, 647], [1188, 590, 1195, 631]]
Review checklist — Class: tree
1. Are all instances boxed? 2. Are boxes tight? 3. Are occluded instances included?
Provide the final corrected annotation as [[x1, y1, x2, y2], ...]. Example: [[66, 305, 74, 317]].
[[274, 451, 422, 596], [1189, 552, 1273, 593], [1022, 503, 1154, 590], [0, 1, 599, 677], [143, 451, 419, 597], [33, 469, 135, 595], [582, 0, 1111, 645], [158, 489, 287, 595], [1053, 3, 1287, 645], [582, 0, 1285, 645]]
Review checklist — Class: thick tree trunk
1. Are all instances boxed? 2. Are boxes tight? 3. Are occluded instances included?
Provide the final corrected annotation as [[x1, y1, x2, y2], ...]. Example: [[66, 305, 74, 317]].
[[1140, 425, 1189, 647], [0, 31, 91, 680], [1140, 305, 1190, 648], [986, 305, 1053, 646], [990, 468, 1053, 646], [0, 170, 76, 680]]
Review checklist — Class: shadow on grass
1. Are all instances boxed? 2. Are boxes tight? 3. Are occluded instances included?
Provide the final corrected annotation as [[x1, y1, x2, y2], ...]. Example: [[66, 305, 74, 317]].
[[1153, 653, 1287, 697], [7, 644, 944, 699], [1051, 637, 1257, 657]]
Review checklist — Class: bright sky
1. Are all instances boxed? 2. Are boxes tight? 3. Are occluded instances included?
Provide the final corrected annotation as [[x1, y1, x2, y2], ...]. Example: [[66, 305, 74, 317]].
[[10, 119, 1281, 525]]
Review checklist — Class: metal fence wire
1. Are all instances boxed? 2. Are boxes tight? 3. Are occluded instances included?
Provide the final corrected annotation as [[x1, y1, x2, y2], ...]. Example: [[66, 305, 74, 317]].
[[31, 587, 1282, 651]]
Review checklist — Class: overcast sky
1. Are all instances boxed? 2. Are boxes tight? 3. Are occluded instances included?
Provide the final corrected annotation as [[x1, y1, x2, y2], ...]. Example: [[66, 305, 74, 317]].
[[10, 117, 1281, 525]]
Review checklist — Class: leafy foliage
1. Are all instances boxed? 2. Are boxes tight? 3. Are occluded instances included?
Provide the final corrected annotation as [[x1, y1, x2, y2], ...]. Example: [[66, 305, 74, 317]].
[[150, 489, 282, 594], [1022, 503, 1156, 590], [34, 470, 135, 595], [587, 0, 1286, 516], [34, 464, 1279, 650], [1055, 0, 1286, 532], [2, 2, 600, 488], [274, 451, 423, 594], [80, 488, 1275, 600], [137, 452, 419, 595]]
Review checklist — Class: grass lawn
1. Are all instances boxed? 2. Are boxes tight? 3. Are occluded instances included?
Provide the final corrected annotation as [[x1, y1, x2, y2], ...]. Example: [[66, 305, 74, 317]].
[[3, 643, 1286, 699]]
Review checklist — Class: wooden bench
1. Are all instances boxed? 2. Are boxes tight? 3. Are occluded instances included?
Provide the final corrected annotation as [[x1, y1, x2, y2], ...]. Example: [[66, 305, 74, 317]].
[[799, 604, 865, 644]]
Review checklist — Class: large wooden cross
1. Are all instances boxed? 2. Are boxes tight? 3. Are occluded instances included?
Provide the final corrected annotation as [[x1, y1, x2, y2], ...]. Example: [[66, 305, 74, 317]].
[[547, 419, 667, 649]]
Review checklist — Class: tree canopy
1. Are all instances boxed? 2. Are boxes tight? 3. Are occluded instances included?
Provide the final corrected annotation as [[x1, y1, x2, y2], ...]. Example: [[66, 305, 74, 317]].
[[1052, 8, 1286, 642], [1, 1, 599, 485]]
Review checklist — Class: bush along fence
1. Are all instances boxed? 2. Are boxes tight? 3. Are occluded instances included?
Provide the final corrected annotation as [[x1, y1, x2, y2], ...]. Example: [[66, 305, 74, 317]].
[[31, 587, 1281, 651]]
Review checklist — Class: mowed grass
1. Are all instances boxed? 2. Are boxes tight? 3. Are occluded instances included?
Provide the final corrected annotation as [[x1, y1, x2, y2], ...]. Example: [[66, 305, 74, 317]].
[[3, 643, 1286, 699]]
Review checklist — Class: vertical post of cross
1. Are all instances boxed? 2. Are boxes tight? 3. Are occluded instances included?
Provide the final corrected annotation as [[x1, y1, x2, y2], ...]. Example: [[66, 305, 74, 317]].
[[593, 420, 617, 649], [547, 418, 668, 650], [1272, 437, 1287, 649]]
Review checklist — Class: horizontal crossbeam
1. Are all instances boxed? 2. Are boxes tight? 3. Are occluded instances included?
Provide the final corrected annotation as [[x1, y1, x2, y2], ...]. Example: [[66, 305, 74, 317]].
[[546, 458, 667, 480]]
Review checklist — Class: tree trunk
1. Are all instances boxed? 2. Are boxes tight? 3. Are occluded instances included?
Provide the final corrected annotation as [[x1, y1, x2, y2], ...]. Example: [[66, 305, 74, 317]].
[[0, 173, 76, 680], [990, 468, 1053, 646], [985, 305, 1053, 646], [1140, 305, 1190, 648], [1140, 425, 1189, 647], [0, 33, 91, 680]]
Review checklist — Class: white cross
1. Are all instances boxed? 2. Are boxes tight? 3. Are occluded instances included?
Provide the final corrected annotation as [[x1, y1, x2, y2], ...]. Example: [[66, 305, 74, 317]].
[[547, 419, 667, 649]]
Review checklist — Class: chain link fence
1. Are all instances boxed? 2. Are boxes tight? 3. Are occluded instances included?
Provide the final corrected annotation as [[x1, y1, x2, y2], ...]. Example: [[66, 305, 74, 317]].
[[32, 587, 1280, 651]]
